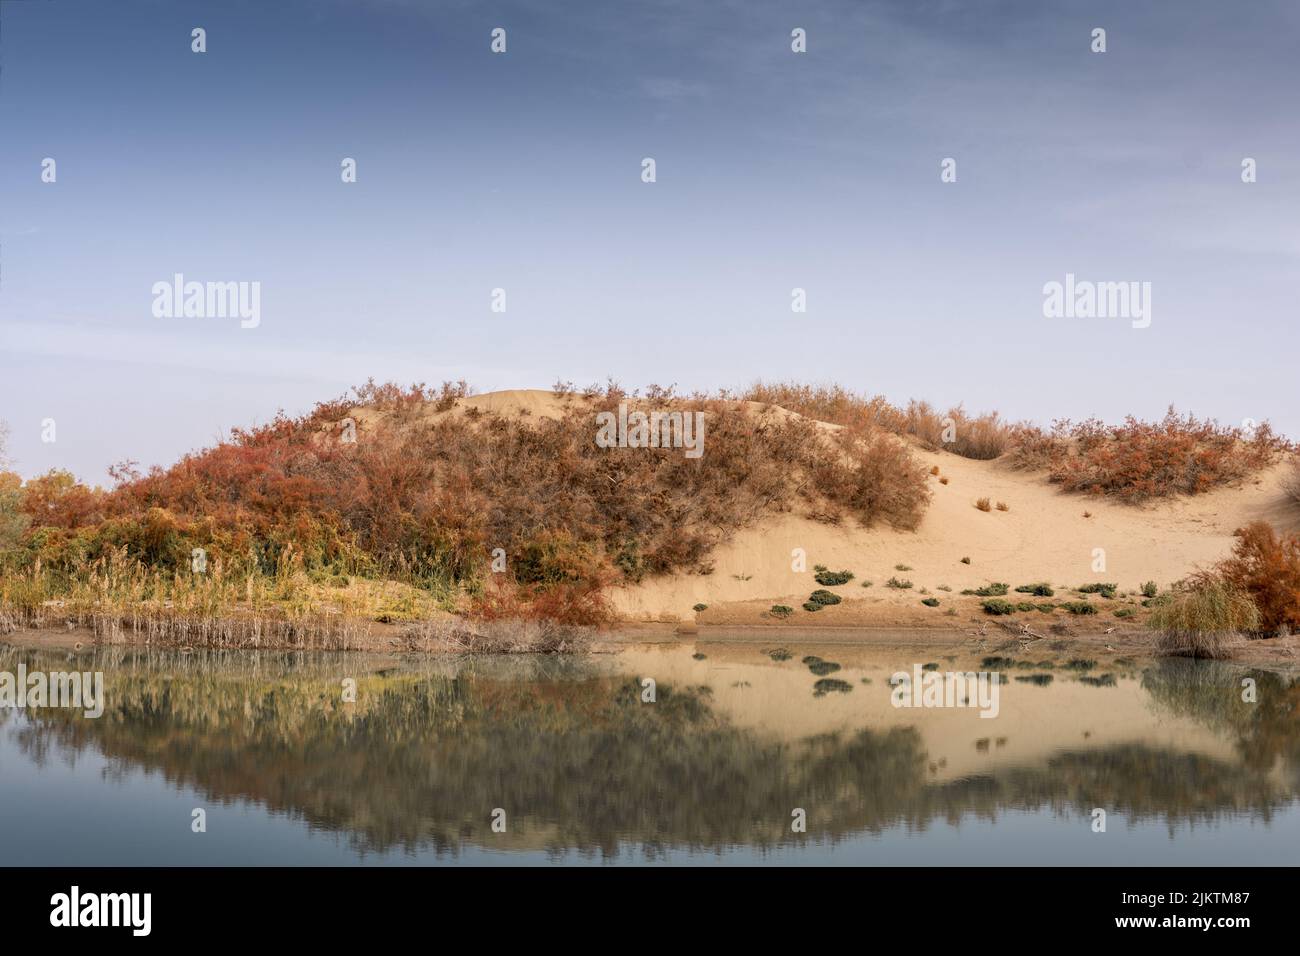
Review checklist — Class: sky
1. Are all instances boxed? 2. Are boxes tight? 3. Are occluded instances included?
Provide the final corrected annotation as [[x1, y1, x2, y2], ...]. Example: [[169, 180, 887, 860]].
[[1, 0, 1297, 483]]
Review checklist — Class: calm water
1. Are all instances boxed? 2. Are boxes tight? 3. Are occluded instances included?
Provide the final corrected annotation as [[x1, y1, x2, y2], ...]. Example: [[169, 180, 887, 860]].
[[1, 640, 1297, 865]]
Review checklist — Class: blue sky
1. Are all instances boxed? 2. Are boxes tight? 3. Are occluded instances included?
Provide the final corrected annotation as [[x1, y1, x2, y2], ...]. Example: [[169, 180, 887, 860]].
[[1, 0, 1297, 481]]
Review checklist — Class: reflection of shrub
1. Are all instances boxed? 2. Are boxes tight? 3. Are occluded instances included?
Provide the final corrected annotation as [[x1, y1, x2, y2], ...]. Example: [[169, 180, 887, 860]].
[[812, 678, 854, 696], [808, 660, 841, 676]]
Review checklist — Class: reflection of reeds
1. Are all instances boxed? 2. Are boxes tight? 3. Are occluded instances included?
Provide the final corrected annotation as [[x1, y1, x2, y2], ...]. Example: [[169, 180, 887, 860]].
[[398, 617, 593, 654]]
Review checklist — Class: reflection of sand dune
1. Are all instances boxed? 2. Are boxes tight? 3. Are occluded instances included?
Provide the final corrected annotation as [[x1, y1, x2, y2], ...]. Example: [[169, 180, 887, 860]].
[[614, 644, 1241, 781], [12, 644, 1297, 857]]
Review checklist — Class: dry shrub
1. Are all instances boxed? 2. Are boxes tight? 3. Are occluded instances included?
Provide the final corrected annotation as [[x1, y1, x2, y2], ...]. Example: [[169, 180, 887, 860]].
[[7, 382, 932, 624], [1286, 459, 1300, 508], [1148, 576, 1259, 659], [975, 497, 991, 512], [1008, 409, 1289, 500], [1214, 521, 1300, 634], [739, 383, 1018, 460]]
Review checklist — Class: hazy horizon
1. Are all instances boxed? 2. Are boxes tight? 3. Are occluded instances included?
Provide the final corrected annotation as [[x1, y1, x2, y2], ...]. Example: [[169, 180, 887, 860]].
[[2, 0, 1297, 483]]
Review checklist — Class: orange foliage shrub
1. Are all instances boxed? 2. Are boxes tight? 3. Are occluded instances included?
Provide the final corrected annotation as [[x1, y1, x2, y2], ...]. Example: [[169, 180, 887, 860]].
[[9, 382, 932, 622], [1008, 409, 1288, 500], [1215, 521, 1300, 634]]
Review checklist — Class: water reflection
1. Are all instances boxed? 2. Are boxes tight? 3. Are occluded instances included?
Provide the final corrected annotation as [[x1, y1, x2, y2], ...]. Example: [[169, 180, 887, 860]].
[[3, 644, 1298, 861]]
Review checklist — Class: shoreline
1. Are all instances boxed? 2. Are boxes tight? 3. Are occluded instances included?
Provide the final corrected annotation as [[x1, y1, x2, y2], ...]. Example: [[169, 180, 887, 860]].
[[5, 619, 1298, 671]]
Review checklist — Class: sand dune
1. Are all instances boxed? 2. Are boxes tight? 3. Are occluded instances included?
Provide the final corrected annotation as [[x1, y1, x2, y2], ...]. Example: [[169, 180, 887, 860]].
[[614, 451, 1297, 623], [353, 388, 1298, 626]]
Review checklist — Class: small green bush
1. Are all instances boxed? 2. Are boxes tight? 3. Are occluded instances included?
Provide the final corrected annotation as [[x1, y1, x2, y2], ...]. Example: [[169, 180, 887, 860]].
[[885, 577, 913, 589], [962, 582, 1008, 596], [1141, 580, 1159, 598], [1060, 601, 1097, 615], [1079, 582, 1118, 599], [814, 568, 854, 586], [808, 589, 841, 606], [693, 603, 708, 612], [770, 605, 793, 618], [921, 597, 940, 607], [1015, 583, 1054, 597], [982, 598, 1015, 615]]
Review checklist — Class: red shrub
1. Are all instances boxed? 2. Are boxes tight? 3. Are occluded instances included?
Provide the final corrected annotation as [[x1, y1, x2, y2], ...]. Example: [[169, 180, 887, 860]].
[[1215, 521, 1300, 634]]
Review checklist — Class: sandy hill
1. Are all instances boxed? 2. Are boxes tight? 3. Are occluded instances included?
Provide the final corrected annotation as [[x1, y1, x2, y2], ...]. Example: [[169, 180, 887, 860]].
[[375, 389, 1296, 626]]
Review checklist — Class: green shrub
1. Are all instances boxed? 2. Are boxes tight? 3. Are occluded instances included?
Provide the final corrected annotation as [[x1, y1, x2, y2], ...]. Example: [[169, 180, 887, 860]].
[[808, 589, 841, 606], [962, 582, 1008, 596], [1079, 582, 1118, 599], [1141, 580, 1158, 598], [802, 601, 822, 612], [894, 563, 913, 571], [1015, 602, 1036, 612], [921, 597, 940, 607], [982, 598, 1015, 615], [1060, 601, 1097, 615], [885, 577, 913, 589], [814, 568, 854, 586], [693, 603, 708, 612], [769, 605, 793, 618], [1015, 583, 1054, 597]]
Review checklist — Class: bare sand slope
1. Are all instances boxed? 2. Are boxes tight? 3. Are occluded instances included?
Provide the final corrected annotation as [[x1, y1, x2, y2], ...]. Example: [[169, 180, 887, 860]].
[[612, 448, 1298, 624]]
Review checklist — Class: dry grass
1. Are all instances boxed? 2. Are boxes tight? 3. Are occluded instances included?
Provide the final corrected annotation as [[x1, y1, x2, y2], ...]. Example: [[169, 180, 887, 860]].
[[1147, 577, 1260, 659], [739, 382, 1020, 460], [975, 497, 992, 512]]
